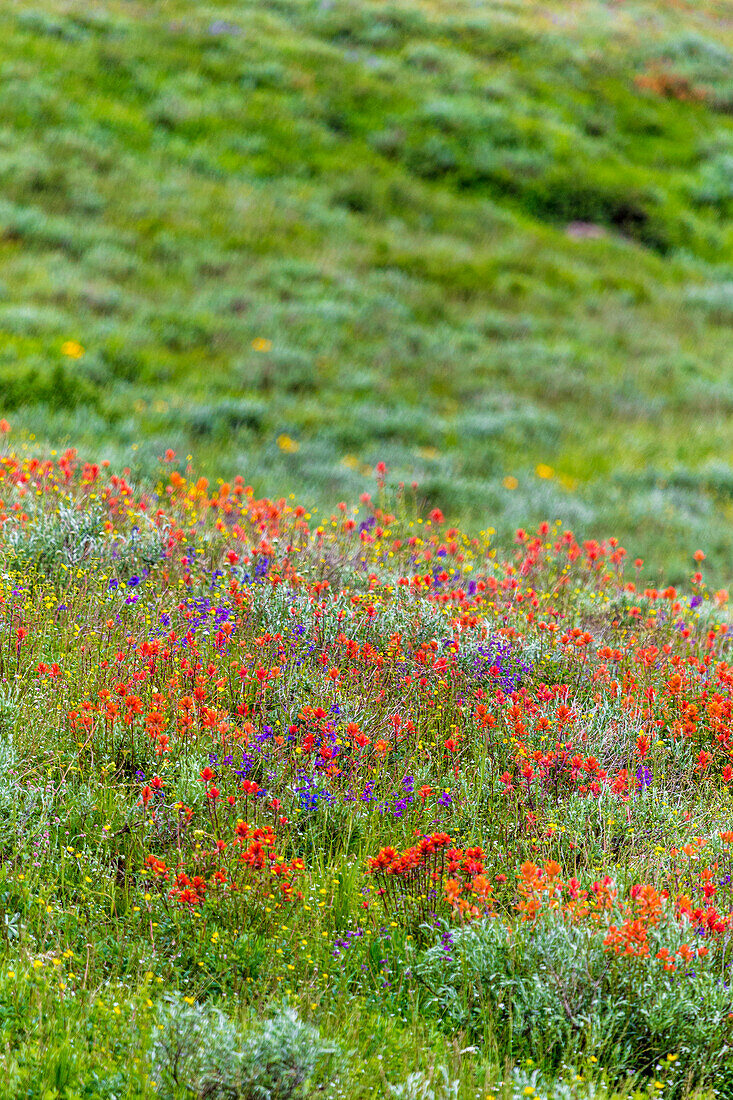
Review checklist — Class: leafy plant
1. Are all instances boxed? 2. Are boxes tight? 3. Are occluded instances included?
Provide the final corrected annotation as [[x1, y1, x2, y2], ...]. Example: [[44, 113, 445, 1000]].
[[151, 999, 340, 1100]]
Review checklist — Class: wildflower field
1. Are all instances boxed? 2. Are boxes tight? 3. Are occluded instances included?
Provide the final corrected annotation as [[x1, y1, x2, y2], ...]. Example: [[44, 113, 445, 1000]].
[[1, 431, 732, 1099], [3, 0, 733, 1094]]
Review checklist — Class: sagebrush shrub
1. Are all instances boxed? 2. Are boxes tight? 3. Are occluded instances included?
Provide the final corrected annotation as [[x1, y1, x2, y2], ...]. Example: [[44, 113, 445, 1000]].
[[417, 916, 733, 1093], [151, 999, 339, 1100]]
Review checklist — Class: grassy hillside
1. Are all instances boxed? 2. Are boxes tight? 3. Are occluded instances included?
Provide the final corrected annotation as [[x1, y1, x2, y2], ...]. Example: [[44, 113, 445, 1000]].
[[1, 0, 733, 582]]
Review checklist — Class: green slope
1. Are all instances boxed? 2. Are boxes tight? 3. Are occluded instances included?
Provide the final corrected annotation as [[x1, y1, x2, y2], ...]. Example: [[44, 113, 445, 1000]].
[[1, 0, 733, 583]]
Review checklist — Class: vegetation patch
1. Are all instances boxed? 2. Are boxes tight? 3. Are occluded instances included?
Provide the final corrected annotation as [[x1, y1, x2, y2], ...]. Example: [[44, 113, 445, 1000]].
[[0, 436, 731, 1096]]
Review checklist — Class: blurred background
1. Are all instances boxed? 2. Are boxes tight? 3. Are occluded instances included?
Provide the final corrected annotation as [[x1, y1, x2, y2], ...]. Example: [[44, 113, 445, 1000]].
[[1, 0, 732, 584]]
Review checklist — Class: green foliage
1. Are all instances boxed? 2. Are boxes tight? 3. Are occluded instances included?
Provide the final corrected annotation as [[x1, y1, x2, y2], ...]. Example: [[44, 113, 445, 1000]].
[[239, 1005, 341, 1100], [387, 1066, 460, 1100], [151, 998, 340, 1100], [417, 918, 733, 1090], [151, 996, 244, 1099]]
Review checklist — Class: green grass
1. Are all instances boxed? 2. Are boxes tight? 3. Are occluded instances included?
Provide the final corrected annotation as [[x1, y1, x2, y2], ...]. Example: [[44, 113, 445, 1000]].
[[1, 0, 733, 584]]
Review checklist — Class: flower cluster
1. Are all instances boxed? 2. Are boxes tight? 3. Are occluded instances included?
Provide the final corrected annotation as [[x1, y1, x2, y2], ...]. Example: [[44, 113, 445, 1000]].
[[368, 833, 494, 923]]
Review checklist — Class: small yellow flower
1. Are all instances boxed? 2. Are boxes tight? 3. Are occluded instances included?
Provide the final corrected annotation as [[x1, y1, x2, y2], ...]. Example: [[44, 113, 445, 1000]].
[[503, 476, 518, 490], [252, 337, 272, 352], [61, 340, 84, 359], [535, 463, 554, 479], [277, 434, 300, 454], [183, 996, 195, 1005]]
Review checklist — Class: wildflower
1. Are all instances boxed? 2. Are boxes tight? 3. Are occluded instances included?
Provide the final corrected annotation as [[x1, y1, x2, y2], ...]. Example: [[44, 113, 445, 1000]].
[[277, 434, 300, 453], [667, 673, 682, 695], [636, 765, 652, 790], [61, 340, 84, 358]]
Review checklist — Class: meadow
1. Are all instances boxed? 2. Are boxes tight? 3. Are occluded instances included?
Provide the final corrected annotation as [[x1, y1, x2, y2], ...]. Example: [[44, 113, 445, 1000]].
[[0, 0, 733, 585], [0, 436, 732, 1098], [3, 0, 733, 1095]]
